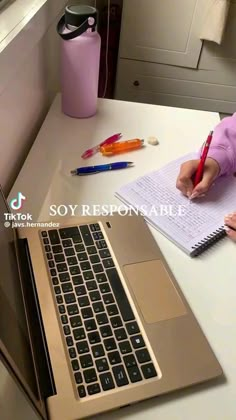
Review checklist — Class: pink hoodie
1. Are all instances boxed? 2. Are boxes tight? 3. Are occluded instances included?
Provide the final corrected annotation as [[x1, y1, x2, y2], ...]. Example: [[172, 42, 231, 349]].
[[205, 113, 236, 176]]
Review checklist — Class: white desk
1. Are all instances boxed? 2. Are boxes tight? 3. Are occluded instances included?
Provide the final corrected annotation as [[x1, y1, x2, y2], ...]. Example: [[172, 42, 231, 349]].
[[10, 95, 236, 420]]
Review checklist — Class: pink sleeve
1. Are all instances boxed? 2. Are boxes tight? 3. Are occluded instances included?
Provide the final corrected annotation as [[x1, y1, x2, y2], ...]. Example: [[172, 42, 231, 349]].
[[198, 113, 236, 176]]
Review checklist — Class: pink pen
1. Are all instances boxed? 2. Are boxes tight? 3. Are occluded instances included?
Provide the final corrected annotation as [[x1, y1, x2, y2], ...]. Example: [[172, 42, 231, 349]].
[[81, 133, 122, 159]]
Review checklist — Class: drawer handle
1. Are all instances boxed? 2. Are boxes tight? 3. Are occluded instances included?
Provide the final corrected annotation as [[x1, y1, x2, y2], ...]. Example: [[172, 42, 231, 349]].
[[133, 80, 140, 87]]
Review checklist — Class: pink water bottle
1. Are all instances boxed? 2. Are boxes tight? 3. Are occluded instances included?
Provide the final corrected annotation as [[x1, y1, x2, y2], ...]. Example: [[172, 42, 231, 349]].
[[57, 5, 101, 118]]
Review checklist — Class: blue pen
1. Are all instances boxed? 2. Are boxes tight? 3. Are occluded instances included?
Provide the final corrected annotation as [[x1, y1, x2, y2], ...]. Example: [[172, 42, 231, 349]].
[[70, 161, 134, 175]]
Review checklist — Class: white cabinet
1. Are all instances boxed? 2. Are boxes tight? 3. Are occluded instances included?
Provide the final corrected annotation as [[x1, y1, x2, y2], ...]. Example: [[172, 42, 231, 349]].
[[116, 0, 236, 113], [119, 0, 206, 68]]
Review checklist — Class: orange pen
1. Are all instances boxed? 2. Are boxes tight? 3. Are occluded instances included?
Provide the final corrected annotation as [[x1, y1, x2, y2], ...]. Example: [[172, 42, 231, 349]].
[[100, 139, 144, 156]]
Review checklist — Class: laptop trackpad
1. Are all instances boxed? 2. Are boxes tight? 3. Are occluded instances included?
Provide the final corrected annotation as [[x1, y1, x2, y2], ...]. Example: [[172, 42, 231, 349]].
[[124, 260, 186, 324]]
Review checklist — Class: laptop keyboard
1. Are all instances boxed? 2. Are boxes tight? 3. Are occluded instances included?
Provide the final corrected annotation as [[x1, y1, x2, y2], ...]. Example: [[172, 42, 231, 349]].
[[41, 224, 157, 398]]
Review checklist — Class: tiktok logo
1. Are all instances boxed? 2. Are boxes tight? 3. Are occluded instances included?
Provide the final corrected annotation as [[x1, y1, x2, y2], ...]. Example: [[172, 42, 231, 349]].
[[10, 192, 26, 210]]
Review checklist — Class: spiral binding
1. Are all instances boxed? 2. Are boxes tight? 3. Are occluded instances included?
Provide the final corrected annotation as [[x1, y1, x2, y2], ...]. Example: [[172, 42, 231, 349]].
[[190, 225, 226, 257]]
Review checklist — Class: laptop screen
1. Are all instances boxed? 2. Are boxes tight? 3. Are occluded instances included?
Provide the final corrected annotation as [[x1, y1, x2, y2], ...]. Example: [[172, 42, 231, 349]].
[[0, 190, 38, 400]]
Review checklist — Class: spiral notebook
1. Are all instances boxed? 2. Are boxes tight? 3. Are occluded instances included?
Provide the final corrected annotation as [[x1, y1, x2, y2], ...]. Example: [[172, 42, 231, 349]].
[[115, 153, 236, 257]]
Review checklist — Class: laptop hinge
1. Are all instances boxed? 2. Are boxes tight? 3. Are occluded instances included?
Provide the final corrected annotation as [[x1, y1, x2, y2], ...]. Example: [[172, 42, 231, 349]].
[[17, 238, 57, 399]]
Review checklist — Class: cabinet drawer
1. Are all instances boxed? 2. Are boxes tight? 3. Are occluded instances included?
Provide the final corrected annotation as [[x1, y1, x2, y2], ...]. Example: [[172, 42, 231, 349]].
[[115, 59, 236, 113]]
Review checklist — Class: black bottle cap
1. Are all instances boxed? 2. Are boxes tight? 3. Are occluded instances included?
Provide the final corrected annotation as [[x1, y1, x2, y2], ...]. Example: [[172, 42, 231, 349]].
[[65, 5, 97, 28]]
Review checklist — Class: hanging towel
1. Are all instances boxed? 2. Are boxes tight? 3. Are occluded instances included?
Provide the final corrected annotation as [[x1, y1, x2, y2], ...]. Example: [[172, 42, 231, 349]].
[[200, 0, 230, 44]]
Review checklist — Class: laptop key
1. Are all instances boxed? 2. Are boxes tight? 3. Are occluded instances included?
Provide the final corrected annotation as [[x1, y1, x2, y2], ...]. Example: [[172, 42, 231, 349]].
[[65, 247, 75, 256], [103, 258, 114, 269], [67, 304, 79, 316], [80, 354, 93, 369], [87, 383, 101, 395], [62, 282, 73, 293], [86, 280, 97, 291], [100, 372, 115, 391], [52, 245, 63, 253], [99, 249, 111, 259], [96, 357, 109, 372], [50, 268, 57, 277], [56, 295, 63, 304], [127, 366, 142, 383], [52, 277, 59, 285], [106, 268, 135, 322], [100, 325, 112, 338], [89, 291, 101, 302], [56, 263, 67, 273], [93, 231, 104, 240], [90, 254, 100, 264], [48, 260, 55, 268], [84, 319, 97, 331], [76, 340, 89, 354], [87, 246, 97, 255], [54, 254, 65, 263], [99, 283, 111, 294], [119, 341, 132, 355], [106, 304, 118, 316], [46, 252, 53, 260], [48, 230, 60, 245], [69, 266, 80, 276], [124, 354, 137, 368], [80, 261, 91, 271], [69, 348, 76, 359], [96, 240, 107, 249], [67, 256, 78, 266], [81, 307, 93, 319], [63, 325, 71, 336], [62, 239, 72, 248], [58, 304, 66, 314], [141, 363, 157, 379], [104, 338, 116, 351], [79, 225, 94, 246], [103, 293, 114, 305], [72, 275, 83, 286], [112, 365, 129, 387], [66, 336, 73, 347], [108, 351, 121, 365], [41, 231, 47, 237], [77, 252, 88, 262], [75, 285, 86, 296], [73, 328, 85, 341], [92, 344, 105, 358], [54, 286, 61, 295], [69, 315, 82, 328], [110, 316, 122, 329], [96, 273, 107, 283], [93, 264, 104, 274], [114, 328, 127, 341], [45, 245, 51, 252], [65, 293, 76, 304], [126, 321, 140, 335], [72, 235, 82, 244], [78, 296, 90, 307], [130, 335, 145, 349], [136, 349, 151, 364], [84, 368, 97, 384], [88, 331, 101, 344], [83, 271, 94, 281], [78, 385, 86, 398], [92, 301, 104, 313], [43, 238, 49, 245], [59, 272, 70, 282], [75, 372, 83, 384], [75, 244, 85, 253], [61, 315, 68, 324], [96, 313, 108, 325], [59, 227, 80, 239]]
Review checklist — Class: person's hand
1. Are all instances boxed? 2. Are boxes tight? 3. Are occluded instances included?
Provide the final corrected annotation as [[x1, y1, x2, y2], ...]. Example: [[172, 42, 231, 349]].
[[224, 213, 236, 241], [176, 158, 220, 199]]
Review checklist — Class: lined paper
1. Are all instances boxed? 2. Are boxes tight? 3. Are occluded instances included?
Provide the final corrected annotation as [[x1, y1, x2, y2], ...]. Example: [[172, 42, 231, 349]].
[[116, 154, 236, 255]]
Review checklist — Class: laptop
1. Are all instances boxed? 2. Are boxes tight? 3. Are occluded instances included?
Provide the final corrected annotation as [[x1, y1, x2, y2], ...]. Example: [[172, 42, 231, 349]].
[[0, 186, 222, 419]]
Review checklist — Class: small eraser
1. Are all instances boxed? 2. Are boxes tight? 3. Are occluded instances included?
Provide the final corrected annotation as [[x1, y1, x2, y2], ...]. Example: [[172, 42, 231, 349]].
[[147, 136, 159, 145]]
